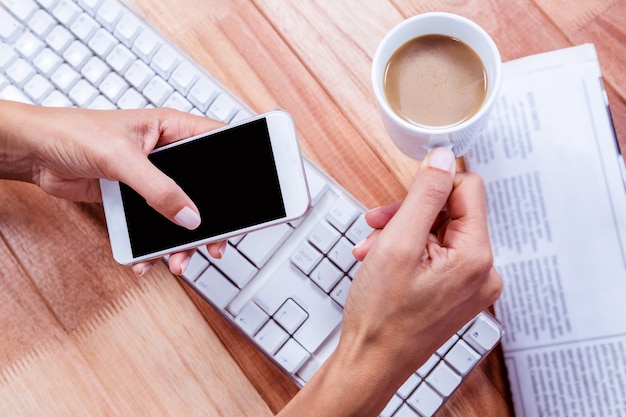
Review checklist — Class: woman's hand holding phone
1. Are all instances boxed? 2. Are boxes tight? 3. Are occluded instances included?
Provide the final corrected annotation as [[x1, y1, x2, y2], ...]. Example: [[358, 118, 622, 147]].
[[0, 101, 265, 275]]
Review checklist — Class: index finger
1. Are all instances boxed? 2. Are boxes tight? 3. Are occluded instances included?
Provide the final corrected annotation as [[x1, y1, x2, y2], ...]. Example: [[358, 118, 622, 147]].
[[440, 172, 490, 249]]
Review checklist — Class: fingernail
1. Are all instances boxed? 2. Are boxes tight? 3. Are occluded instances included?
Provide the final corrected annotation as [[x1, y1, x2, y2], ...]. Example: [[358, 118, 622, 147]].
[[174, 206, 201, 230], [134, 263, 153, 276], [219, 241, 227, 257], [353, 238, 366, 250], [428, 147, 455, 172]]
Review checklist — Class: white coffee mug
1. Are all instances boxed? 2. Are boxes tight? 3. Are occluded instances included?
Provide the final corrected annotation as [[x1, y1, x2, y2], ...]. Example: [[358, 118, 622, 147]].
[[371, 12, 502, 160]]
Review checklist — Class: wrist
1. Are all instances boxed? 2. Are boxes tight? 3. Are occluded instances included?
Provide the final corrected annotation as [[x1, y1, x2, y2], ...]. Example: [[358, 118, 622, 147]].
[[278, 333, 418, 417], [0, 100, 40, 183]]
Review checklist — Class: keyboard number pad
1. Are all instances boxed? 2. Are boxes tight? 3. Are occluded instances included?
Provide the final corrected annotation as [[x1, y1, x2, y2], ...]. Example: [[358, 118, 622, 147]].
[[383, 313, 502, 417]]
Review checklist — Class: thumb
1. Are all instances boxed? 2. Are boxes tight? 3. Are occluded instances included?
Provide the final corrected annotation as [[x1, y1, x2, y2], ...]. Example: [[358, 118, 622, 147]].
[[374, 147, 456, 259], [117, 150, 201, 230]]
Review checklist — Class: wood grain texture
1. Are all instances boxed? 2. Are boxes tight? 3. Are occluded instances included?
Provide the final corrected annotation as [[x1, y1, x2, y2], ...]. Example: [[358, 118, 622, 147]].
[[0, 181, 273, 416]]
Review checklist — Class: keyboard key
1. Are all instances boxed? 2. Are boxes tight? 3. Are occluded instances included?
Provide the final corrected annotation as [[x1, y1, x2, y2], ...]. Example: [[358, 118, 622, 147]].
[[310, 258, 343, 293], [180, 251, 209, 281], [194, 266, 239, 310], [380, 395, 403, 417], [237, 223, 293, 268], [81, 56, 109, 84], [291, 241, 323, 275], [170, 61, 199, 95], [88, 28, 117, 57], [70, 12, 99, 41], [33, 47, 62, 76], [327, 237, 356, 272], [87, 94, 115, 109], [98, 72, 127, 102], [234, 301, 268, 336], [326, 197, 360, 233], [0, 84, 33, 103], [63, 40, 92, 69], [199, 244, 258, 288], [95, 0, 122, 31], [52, 0, 81, 25], [113, 11, 142, 47], [406, 383, 442, 417], [417, 354, 439, 378], [15, 31, 45, 59], [142, 75, 172, 105], [274, 298, 308, 334], [329, 276, 351, 307], [151, 44, 180, 78], [304, 166, 329, 205], [393, 404, 420, 417], [445, 339, 481, 375], [463, 314, 501, 353], [68, 79, 98, 106], [308, 221, 341, 253], [3, 0, 38, 21], [6, 58, 35, 86], [436, 333, 459, 356], [106, 43, 135, 73], [117, 88, 147, 109], [78, 0, 104, 16], [36, 0, 59, 10], [274, 339, 310, 374], [46, 25, 74, 53], [188, 76, 219, 112], [0, 8, 24, 42], [208, 93, 237, 122], [41, 89, 72, 107], [24, 74, 54, 103], [28, 9, 56, 37], [397, 373, 421, 399], [0, 44, 18, 71], [426, 362, 462, 397], [254, 320, 289, 355], [124, 59, 154, 90], [162, 91, 193, 112], [132, 28, 161, 61], [345, 213, 374, 245]]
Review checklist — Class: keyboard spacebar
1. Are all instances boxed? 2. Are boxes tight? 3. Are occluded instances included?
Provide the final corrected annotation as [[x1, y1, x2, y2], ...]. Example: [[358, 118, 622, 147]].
[[253, 261, 343, 353]]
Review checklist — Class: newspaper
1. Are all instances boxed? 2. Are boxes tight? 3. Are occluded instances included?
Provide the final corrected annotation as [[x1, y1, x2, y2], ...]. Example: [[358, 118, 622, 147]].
[[464, 44, 626, 417]]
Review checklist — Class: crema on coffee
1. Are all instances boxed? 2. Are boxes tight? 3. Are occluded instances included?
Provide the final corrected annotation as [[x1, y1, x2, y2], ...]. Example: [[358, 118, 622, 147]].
[[383, 34, 487, 128]]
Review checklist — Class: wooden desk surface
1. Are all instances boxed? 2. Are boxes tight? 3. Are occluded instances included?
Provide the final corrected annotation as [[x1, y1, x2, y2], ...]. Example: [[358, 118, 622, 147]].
[[1, 0, 625, 416]]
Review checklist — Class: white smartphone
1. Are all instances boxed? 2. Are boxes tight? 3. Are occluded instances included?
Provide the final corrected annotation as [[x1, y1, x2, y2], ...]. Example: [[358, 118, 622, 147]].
[[100, 109, 311, 265]]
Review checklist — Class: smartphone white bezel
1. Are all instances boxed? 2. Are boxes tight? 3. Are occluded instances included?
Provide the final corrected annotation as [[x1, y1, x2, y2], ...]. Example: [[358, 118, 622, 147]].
[[100, 109, 311, 265]]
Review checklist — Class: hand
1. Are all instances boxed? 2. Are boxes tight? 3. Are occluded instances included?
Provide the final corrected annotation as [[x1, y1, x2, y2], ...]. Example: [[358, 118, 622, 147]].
[[0, 101, 227, 275], [277, 147, 502, 417]]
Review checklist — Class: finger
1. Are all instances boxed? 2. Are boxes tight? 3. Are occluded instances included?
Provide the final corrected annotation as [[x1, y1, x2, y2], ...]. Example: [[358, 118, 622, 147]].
[[152, 108, 226, 147], [133, 260, 156, 275], [375, 147, 457, 256], [364, 201, 402, 229], [111, 145, 201, 230], [352, 229, 381, 261], [168, 249, 197, 275], [205, 240, 227, 259]]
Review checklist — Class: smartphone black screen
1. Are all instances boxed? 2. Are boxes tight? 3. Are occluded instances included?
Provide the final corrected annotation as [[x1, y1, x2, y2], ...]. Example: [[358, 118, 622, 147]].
[[120, 118, 286, 257]]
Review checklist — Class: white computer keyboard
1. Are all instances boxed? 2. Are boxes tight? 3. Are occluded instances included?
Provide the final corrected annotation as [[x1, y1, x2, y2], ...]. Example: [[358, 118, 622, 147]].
[[0, 1, 503, 415]]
